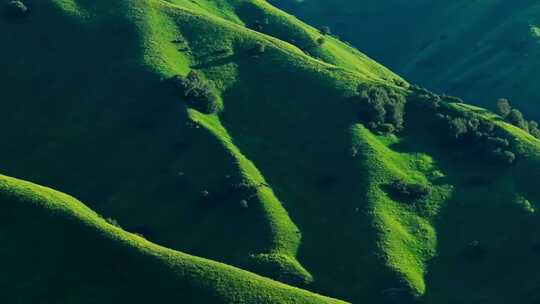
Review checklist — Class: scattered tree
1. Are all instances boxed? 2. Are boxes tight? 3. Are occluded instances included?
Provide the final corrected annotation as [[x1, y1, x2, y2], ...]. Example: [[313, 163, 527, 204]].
[[410, 89, 521, 166], [530, 121, 540, 138], [316, 37, 326, 46], [319, 25, 332, 35], [495, 99, 540, 138], [486, 136, 509, 148], [105, 217, 122, 228], [494, 149, 516, 165], [448, 117, 468, 138], [354, 86, 406, 133], [496, 98, 512, 117], [507, 109, 528, 131], [378, 123, 396, 134]]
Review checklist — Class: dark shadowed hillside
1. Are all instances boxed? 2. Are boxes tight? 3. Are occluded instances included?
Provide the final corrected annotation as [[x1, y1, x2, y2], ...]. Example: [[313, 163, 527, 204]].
[[271, 0, 540, 119]]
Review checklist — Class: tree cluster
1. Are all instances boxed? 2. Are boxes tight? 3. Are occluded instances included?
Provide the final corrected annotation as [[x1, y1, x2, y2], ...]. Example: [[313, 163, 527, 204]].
[[352, 86, 406, 134], [171, 70, 219, 114], [410, 86, 518, 165], [496, 98, 540, 139], [439, 112, 516, 165]]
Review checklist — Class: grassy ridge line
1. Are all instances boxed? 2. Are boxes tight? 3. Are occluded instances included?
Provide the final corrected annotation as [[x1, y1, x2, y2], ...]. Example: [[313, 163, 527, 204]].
[[155, 0, 404, 83], [152, 0, 406, 284], [351, 125, 452, 296], [189, 110, 313, 283], [0, 174, 346, 303], [154, 0, 318, 281], [235, 0, 405, 80]]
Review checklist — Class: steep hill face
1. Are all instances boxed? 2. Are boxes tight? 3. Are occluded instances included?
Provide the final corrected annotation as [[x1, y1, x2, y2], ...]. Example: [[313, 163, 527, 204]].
[[1, 0, 540, 303], [271, 0, 540, 119]]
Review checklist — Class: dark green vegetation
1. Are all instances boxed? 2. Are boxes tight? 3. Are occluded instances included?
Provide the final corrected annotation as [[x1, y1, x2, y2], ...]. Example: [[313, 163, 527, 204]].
[[496, 98, 540, 139], [1, 0, 540, 303], [171, 70, 220, 113], [271, 0, 540, 119]]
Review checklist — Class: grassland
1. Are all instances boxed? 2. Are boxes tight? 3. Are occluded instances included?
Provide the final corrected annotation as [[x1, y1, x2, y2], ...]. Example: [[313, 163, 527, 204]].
[[0, 174, 346, 303], [1, 0, 540, 303]]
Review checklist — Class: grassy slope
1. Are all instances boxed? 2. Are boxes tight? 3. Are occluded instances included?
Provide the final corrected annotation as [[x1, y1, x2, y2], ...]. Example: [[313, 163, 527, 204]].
[[270, 0, 540, 119], [395, 101, 540, 303], [0, 174, 345, 304], [1, 0, 540, 303]]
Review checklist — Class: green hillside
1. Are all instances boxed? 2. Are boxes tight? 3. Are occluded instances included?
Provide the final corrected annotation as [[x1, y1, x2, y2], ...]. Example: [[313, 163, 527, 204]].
[[1, 0, 540, 303], [0, 174, 345, 303], [271, 0, 540, 119]]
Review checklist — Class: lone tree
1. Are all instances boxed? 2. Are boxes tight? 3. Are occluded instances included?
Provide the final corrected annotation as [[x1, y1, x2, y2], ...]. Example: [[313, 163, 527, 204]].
[[319, 25, 332, 35], [507, 109, 528, 131], [4, 1, 29, 18], [496, 98, 512, 117], [529, 121, 540, 138]]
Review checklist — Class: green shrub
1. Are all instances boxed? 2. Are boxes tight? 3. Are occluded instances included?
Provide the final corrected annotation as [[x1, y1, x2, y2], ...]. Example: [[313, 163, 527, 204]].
[[105, 217, 122, 228], [495, 99, 539, 137], [378, 123, 396, 134], [354, 86, 406, 132], [448, 117, 468, 138], [387, 180, 429, 201], [316, 37, 326, 46], [319, 25, 331, 35], [530, 121, 540, 138], [171, 70, 219, 114], [486, 137, 509, 148], [493, 149, 516, 165], [4, 1, 29, 18], [496, 98, 512, 117]]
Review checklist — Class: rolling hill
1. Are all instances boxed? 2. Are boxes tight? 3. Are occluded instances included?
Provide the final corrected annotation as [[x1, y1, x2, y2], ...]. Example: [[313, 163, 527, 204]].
[[1, 0, 540, 303], [270, 0, 540, 119]]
